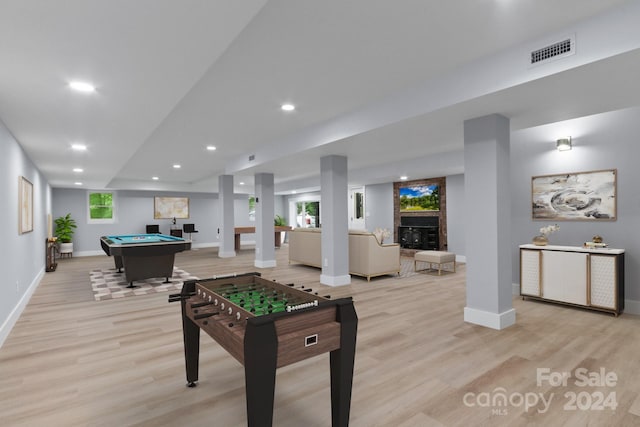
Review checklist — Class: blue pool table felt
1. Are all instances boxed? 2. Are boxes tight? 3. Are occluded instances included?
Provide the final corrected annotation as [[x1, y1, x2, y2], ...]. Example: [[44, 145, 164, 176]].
[[103, 234, 185, 244]]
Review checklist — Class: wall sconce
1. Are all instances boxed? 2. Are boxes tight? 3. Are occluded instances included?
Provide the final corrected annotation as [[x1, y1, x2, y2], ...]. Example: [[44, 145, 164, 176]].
[[556, 137, 572, 151]]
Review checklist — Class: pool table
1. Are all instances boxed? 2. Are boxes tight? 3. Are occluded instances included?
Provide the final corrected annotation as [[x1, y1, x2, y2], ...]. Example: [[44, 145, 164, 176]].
[[100, 234, 191, 288]]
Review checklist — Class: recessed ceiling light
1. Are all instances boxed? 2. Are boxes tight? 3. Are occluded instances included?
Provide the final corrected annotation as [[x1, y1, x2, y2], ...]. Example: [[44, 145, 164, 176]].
[[281, 103, 295, 111], [74, 182, 83, 186], [71, 144, 87, 151], [400, 176, 408, 180], [73, 168, 83, 173], [68, 81, 96, 93], [173, 164, 181, 169], [206, 145, 217, 151], [239, 182, 245, 185], [152, 176, 159, 181]]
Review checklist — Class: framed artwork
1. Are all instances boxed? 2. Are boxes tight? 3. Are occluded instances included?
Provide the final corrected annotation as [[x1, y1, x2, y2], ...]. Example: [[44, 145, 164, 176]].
[[154, 197, 189, 219], [532, 169, 616, 221], [399, 183, 440, 212], [19, 176, 34, 234]]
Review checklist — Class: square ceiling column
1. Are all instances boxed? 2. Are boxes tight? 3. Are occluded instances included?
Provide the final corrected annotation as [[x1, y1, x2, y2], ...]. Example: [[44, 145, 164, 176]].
[[463, 114, 514, 329]]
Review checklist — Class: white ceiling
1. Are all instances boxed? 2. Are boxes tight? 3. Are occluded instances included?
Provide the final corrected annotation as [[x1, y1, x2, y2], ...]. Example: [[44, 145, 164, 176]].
[[1, 0, 639, 195]]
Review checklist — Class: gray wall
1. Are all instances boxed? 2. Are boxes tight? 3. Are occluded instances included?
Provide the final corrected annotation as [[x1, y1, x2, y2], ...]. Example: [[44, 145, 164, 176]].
[[510, 106, 640, 300], [445, 174, 465, 257], [52, 189, 286, 254], [0, 119, 51, 345], [365, 183, 394, 236]]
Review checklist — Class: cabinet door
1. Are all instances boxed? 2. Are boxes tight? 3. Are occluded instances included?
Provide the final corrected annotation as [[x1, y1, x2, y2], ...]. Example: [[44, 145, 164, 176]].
[[542, 250, 587, 305], [590, 255, 617, 310], [520, 249, 541, 296]]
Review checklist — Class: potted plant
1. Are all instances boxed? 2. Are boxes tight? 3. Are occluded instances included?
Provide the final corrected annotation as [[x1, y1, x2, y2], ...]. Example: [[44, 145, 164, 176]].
[[274, 215, 288, 246], [274, 214, 287, 226], [54, 213, 77, 256]]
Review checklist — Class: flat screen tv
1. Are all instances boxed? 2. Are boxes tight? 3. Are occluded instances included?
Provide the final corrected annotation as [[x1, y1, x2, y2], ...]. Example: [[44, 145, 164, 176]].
[[399, 184, 439, 212]]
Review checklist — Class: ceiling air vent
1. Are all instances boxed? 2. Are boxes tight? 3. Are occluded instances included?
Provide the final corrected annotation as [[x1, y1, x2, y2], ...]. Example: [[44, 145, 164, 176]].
[[530, 35, 575, 65]]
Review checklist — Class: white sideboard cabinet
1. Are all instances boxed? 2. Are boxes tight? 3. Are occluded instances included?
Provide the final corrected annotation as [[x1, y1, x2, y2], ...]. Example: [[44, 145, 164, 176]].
[[519, 244, 625, 315]]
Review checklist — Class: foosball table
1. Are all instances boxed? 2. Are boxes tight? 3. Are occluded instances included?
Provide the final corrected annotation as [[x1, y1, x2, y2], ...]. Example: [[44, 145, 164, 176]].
[[169, 272, 358, 427]]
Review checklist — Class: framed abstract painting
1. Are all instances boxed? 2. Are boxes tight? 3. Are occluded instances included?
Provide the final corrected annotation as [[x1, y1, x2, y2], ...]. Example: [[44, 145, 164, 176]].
[[532, 169, 616, 221]]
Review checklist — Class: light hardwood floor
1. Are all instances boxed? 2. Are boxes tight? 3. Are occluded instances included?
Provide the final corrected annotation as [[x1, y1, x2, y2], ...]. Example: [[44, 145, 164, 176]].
[[1, 246, 640, 426]]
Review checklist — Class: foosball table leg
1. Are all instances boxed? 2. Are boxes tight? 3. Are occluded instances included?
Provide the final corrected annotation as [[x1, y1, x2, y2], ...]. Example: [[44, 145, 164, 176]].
[[182, 316, 200, 387], [330, 302, 358, 427], [181, 281, 200, 387], [244, 321, 278, 427]]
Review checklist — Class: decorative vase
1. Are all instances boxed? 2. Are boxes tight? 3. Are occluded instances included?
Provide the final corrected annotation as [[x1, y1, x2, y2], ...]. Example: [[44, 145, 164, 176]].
[[532, 235, 548, 246]]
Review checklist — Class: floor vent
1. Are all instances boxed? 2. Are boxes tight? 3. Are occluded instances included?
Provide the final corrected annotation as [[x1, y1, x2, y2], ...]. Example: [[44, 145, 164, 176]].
[[530, 36, 575, 65]]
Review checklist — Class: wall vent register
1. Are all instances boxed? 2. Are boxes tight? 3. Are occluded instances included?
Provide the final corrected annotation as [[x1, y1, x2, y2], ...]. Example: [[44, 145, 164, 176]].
[[530, 36, 575, 65]]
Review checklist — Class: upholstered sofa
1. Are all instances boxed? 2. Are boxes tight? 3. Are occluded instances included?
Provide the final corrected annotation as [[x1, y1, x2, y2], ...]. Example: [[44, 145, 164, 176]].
[[288, 228, 401, 281]]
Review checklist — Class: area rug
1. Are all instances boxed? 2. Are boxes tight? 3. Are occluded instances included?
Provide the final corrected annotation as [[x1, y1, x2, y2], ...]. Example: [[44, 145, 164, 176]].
[[398, 256, 457, 278], [399, 257, 418, 278], [90, 267, 199, 301]]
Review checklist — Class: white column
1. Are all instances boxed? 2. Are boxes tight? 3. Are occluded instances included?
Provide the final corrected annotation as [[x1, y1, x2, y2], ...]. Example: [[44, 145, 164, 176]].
[[320, 155, 350, 286], [463, 114, 514, 329], [218, 175, 236, 258], [254, 173, 276, 268]]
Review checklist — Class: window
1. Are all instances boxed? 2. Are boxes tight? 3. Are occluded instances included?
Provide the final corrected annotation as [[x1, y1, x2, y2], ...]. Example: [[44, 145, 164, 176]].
[[88, 191, 116, 223], [295, 201, 320, 228], [354, 191, 364, 219], [249, 196, 256, 222]]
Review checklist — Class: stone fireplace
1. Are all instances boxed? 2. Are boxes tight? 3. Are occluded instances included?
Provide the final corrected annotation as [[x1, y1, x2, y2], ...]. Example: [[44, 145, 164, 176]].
[[393, 177, 447, 254]]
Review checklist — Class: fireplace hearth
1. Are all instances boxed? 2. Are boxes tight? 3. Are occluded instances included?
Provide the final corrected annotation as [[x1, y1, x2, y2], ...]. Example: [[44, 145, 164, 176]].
[[398, 217, 439, 250]]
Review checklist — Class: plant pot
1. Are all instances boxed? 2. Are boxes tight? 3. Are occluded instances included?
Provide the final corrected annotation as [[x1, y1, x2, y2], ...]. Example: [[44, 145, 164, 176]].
[[532, 235, 548, 246], [59, 242, 73, 256]]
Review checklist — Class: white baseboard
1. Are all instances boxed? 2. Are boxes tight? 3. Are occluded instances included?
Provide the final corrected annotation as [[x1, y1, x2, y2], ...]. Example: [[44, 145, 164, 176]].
[[512, 283, 520, 295], [623, 299, 640, 315], [191, 242, 219, 249], [464, 306, 516, 330], [75, 250, 104, 257], [320, 274, 351, 286], [255, 259, 276, 268], [0, 268, 44, 349]]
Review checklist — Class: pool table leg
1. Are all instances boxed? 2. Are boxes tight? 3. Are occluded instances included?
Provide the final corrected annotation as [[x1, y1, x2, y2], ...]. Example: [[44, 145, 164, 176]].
[[114, 255, 124, 273]]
